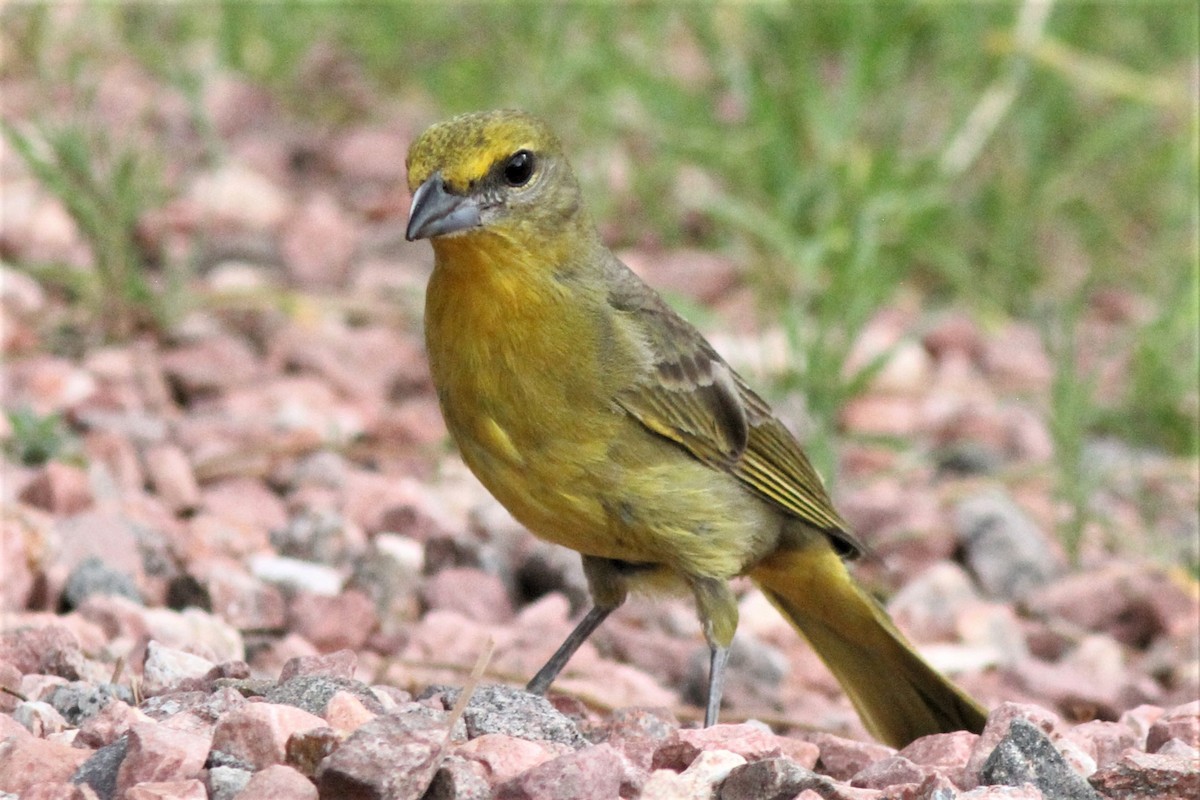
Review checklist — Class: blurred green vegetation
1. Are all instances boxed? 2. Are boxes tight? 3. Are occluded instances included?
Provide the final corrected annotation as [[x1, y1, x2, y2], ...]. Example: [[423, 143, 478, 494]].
[[3, 1, 1196, 477], [2, 115, 176, 339], [3, 407, 80, 467]]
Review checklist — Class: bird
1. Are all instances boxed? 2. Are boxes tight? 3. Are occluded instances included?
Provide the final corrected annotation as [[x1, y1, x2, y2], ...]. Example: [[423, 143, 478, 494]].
[[404, 108, 988, 747]]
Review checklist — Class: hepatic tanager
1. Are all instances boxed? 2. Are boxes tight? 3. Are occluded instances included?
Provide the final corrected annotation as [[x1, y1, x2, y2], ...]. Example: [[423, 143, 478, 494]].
[[404, 109, 988, 746]]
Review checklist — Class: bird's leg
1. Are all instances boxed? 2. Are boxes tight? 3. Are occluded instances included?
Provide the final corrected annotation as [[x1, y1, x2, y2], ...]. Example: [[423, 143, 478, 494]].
[[527, 555, 631, 696], [705, 643, 731, 728], [691, 576, 739, 727], [526, 604, 614, 695]]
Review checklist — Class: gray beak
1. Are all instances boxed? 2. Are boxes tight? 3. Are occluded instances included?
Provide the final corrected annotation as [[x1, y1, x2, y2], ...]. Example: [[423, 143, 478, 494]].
[[405, 174, 482, 241]]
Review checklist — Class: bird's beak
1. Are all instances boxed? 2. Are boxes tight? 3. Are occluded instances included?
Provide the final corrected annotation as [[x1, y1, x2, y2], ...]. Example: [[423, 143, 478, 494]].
[[405, 174, 482, 241]]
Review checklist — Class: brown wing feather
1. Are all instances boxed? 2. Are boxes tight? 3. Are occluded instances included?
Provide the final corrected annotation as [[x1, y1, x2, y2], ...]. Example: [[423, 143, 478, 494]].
[[607, 263, 861, 556]]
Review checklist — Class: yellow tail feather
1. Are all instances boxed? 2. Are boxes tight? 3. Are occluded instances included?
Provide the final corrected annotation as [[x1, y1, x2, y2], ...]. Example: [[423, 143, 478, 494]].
[[750, 545, 988, 747]]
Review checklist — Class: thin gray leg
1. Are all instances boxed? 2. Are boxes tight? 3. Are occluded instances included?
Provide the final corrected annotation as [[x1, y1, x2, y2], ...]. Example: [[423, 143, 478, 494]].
[[526, 604, 615, 695], [705, 644, 730, 727]]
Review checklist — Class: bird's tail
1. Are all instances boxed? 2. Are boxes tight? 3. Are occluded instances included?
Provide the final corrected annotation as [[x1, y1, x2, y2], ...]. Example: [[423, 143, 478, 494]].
[[749, 543, 988, 748]]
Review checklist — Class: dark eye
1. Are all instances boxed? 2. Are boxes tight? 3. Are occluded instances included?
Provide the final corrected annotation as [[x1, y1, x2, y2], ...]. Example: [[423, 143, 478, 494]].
[[503, 150, 535, 186]]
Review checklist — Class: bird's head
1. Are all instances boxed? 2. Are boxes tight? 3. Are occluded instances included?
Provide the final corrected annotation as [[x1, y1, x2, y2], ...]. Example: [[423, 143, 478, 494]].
[[405, 109, 586, 244]]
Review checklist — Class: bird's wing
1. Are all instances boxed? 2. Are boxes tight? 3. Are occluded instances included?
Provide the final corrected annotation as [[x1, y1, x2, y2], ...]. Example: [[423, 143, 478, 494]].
[[607, 265, 861, 555]]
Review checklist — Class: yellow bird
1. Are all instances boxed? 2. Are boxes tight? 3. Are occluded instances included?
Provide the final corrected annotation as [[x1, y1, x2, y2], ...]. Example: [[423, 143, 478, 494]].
[[405, 109, 987, 746]]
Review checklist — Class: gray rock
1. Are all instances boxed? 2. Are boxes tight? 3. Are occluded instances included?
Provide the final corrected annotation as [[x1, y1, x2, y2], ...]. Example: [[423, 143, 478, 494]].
[[433, 684, 585, 748], [271, 507, 353, 564], [129, 519, 174, 580], [61, 557, 143, 609], [717, 757, 836, 800], [47, 681, 132, 725], [281, 450, 349, 492], [140, 688, 254, 723], [981, 717, 1101, 800], [955, 489, 1060, 600], [206, 749, 255, 772], [139, 691, 205, 719], [71, 735, 129, 800], [12, 699, 67, 736], [265, 674, 384, 716], [211, 677, 276, 698], [349, 533, 423, 637], [207, 765, 252, 800], [389, 700, 468, 741], [141, 639, 216, 695]]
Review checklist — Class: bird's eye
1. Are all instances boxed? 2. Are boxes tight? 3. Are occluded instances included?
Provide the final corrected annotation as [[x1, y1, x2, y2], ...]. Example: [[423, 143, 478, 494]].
[[503, 150, 535, 187]]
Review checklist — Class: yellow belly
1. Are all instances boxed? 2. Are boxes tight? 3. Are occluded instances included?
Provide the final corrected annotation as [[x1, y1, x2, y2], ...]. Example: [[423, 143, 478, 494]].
[[439, 363, 782, 579]]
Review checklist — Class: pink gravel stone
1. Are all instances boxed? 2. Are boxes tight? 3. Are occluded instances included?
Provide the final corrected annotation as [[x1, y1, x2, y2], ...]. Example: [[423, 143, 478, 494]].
[[233, 764, 318, 799], [1089, 749, 1200, 800], [13, 784, 94, 800], [493, 743, 625, 800], [1147, 700, 1199, 752], [76, 699, 154, 748], [422, 566, 514, 624], [210, 702, 327, 770], [18, 462, 93, 514], [124, 779, 207, 800], [456, 733, 567, 785], [897, 730, 979, 787], [804, 731, 896, 781], [323, 690, 377, 734], [280, 194, 358, 288], [653, 723, 819, 771], [279, 649, 358, 682], [116, 721, 211, 794], [144, 444, 201, 513], [0, 737, 92, 794], [288, 589, 377, 653]]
